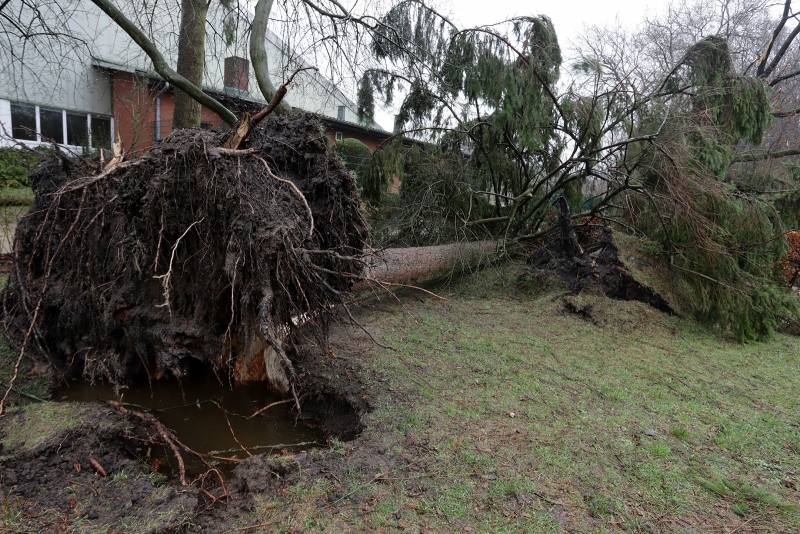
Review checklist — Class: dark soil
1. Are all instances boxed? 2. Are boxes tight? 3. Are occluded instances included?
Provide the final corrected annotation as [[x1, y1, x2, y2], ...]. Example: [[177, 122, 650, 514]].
[[0, 317, 388, 532], [527, 227, 674, 314], [0, 403, 199, 533], [0, 253, 12, 275], [2, 113, 368, 393]]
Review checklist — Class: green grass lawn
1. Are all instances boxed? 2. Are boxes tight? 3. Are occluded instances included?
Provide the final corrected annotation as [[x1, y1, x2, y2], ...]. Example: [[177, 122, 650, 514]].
[[2, 261, 799, 533], [240, 264, 800, 533]]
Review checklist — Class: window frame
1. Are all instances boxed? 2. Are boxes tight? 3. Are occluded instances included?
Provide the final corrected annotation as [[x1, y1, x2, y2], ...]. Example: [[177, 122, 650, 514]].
[[7, 101, 114, 151]]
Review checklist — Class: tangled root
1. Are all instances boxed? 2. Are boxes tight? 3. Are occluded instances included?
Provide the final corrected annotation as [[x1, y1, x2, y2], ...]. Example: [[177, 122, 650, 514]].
[[2, 113, 368, 396]]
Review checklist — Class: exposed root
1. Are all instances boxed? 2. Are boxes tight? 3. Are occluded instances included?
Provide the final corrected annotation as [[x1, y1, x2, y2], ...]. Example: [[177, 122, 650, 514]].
[[109, 400, 189, 486], [109, 400, 236, 500], [153, 218, 205, 316], [255, 156, 314, 240], [220, 402, 252, 457], [3, 114, 369, 397], [247, 398, 294, 419]]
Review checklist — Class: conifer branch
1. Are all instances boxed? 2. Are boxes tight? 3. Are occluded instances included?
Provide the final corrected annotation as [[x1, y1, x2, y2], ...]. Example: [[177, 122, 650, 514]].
[[732, 148, 800, 162]]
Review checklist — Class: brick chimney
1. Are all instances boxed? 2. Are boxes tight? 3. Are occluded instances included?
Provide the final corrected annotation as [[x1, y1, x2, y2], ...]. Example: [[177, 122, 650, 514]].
[[224, 56, 249, 94]]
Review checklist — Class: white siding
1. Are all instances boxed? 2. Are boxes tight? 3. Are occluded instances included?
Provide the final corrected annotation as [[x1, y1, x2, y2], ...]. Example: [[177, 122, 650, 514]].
[[0, 99, 12, 147], [0, 0, 373, 132]]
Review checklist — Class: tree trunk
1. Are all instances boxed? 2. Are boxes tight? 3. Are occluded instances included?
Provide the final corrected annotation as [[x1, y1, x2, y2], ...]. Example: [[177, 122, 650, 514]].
[[173, 0, 207, 129], [556, 196, 583, 259], [354, 241, 499, 293]]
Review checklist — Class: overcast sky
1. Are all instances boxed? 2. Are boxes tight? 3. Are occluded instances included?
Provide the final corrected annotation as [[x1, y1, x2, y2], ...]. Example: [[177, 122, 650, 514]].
[[372, 0, 658, 129], [447, 0, 655, 45]]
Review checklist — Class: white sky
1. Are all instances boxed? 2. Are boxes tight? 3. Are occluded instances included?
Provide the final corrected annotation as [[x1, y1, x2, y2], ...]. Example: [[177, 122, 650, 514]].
[[448, 0, 656, 46], [372, 0, 658, 130]]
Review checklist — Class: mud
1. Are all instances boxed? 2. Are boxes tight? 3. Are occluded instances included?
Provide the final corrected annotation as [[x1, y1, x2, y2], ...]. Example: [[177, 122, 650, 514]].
[[527, 228, 674, 313], [0, 314, 389, 532], [0, 403, 200, 533]]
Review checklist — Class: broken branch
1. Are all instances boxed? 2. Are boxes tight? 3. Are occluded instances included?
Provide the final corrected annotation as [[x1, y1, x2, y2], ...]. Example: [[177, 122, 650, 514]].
[[252, 66, 319, 126]]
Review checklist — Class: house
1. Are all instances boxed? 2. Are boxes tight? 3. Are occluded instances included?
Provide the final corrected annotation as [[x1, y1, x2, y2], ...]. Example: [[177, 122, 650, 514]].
[[0, 2, 392, 154]]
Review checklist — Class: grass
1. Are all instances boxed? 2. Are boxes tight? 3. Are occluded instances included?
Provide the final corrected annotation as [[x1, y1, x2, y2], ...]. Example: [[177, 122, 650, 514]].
[[239, 263, 800, 532], [0, 187, 34, 207], [1, 256, 799, 532], [0, 402, 92, 452], [0, 332, 50, 408]]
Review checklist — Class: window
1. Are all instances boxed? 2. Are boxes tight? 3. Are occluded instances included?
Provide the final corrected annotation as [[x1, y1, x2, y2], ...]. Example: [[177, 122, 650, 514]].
[[335, 131, 343, 141], [7, 102, 112, 149], [66, 112, 88, 146], [10, 103, 36, 141], [91, 116, 111, 149], [337, 106, 346, 120], [39, 108, 63, 143]]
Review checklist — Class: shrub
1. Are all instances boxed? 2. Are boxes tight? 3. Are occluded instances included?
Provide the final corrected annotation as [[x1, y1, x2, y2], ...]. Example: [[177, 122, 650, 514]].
[[334, 138, 372, 190], [0, 146, 46, 188]]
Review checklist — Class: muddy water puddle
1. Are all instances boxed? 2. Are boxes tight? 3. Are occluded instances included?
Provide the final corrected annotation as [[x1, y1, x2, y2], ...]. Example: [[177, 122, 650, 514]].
[[57, 377, 326, 459]]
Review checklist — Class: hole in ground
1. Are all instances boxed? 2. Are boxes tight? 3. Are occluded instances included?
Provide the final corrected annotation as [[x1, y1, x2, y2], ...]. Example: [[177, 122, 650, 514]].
[[55, 367, 364, 462]]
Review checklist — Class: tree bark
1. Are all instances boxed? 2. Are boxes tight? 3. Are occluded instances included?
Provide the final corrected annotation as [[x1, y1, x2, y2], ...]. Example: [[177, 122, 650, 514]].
[[250, 0, 292, 113], [354, 241, 499, 293], [556, 196, 583, 259], [90, 0, 237, 125], [173, 0, 207, 129]]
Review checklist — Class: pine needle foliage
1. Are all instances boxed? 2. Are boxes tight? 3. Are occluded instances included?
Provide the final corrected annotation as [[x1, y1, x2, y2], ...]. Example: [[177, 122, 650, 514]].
[[360, 7, 576, 238], [773, 161, 800, 230], [367, 142, 492, 247], [334, 138, 372, 193], [631, 37, 796, 341], [358, 6, 797, 339]]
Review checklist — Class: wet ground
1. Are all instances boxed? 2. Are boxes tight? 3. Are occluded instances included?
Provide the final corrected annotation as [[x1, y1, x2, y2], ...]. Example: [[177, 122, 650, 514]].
[[57, 376, 324, 460], [0, 322, 375, 533]]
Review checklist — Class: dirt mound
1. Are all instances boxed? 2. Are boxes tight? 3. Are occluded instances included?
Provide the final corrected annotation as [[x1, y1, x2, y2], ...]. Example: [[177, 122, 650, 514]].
[[0, 402, 199, 532], [527, 226, 673, 314], [2, 113, 368, 394]]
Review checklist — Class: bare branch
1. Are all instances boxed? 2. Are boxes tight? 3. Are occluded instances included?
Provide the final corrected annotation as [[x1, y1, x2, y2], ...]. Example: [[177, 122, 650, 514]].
[[252, 65, 319, 125], [756, 0, 792, 77], [250, 0, 291, 113], [762, 22, 800, 79]]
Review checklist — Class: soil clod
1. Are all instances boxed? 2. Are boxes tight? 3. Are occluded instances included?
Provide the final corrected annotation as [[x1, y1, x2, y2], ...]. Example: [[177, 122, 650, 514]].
[[528, 226, 674, 313]]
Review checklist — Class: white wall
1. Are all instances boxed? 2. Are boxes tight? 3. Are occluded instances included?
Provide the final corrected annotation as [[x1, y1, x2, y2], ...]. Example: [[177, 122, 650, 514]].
[[0, 100, 12, 147], [0, 1, 115, 115], [0, 0, 371, 137]]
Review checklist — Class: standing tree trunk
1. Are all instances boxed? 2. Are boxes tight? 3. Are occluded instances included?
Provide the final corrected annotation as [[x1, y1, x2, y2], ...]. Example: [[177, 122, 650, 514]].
[[173, 0, 207, 129]]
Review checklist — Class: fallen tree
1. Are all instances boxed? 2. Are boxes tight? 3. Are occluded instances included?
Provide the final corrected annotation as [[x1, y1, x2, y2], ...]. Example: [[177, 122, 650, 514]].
[[355, 240, 499, 293], [1, 113, 367, 404]]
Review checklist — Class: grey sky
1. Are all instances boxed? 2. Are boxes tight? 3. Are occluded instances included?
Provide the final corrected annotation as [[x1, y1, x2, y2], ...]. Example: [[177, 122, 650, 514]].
[[447, 0, 655, 47]]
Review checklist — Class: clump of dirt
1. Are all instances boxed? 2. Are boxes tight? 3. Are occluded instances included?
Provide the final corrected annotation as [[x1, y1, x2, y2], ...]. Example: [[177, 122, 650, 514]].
[[0, 402, 198, 532], [527, 227, 673, 314], [2, 113, 368, 394]]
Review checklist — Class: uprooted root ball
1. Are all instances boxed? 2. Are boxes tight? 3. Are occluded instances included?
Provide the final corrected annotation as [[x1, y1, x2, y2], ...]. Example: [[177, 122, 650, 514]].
[[2, 113, 368, 394]]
